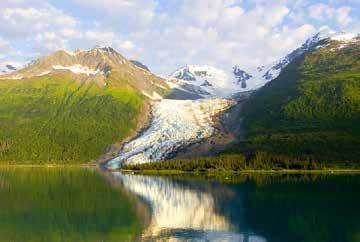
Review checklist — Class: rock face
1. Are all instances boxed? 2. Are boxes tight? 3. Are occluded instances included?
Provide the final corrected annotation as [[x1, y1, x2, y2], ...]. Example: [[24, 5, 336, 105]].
[[233, 66, 252, 88], [0, 64, 17, 74], [0, 47, 170, 98], [106, 98, 235, 169], [130, 60, 150, 71]]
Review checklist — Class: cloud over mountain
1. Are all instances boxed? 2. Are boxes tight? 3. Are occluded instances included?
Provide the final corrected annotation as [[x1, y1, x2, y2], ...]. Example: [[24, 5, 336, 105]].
[[0, 0, 358, 74]]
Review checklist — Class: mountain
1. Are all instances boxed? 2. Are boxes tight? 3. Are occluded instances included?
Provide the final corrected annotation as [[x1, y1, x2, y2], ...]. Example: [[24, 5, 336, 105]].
[[169, 65, 239, 97], [169, 31, 359, 98], [170, 65, 226, 93], [226, 31, 360, 166], [0, 47, 170, 164], [231, 31, 335, 92], [0, 63, 17, 74], [1, 47, 169, 99]]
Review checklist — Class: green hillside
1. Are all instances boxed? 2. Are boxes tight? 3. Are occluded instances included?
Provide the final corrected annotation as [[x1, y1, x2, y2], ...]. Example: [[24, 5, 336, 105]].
[[227, 40, 360, 167], [0, 74, 145, 164]]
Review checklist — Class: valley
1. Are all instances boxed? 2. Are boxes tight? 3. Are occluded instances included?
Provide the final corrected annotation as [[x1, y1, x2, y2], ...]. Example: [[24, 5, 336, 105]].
[[1, 1, 360, 242], [0, 31, 359, 171], [106, 98, 236, 169]]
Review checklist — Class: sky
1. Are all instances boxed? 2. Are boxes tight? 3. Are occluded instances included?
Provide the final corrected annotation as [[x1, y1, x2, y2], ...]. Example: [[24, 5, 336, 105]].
[[0, 0, 359, 74]]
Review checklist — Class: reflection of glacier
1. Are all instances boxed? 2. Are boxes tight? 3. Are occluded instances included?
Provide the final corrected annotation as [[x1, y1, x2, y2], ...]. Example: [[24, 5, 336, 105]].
[[111, 172, 266, 242]]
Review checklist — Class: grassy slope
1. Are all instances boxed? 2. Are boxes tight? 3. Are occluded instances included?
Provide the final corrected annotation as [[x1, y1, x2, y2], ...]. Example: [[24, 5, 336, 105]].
[[0, 74, 144, 164], [226, 40, 360, 166]]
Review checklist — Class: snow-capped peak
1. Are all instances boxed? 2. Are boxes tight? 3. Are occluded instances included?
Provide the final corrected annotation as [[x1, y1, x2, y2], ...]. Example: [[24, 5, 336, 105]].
[[170, 65, 239, 97], [168, 31, 359, 99], [331, 33, 358, 41], [316, 29, 359, 42]]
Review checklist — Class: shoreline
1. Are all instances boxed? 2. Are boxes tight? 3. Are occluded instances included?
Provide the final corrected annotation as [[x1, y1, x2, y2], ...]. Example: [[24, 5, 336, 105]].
[[1, 164, 360, 176], [0, 164, 98, 168], [120, 168, 360, 175]]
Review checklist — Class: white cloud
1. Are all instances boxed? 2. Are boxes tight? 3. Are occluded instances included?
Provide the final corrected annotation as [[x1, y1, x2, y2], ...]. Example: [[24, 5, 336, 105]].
[[73, 0, 157, 28], [0, 0, 358, 75], [308, 3, 353, 27], [118, 41, 135, 50], [0, 37, 11, 52], [0, 6, 77, 38], [82, 31, 115, 46], [35, 32, 69, 51], [336, 7, 352, 26]]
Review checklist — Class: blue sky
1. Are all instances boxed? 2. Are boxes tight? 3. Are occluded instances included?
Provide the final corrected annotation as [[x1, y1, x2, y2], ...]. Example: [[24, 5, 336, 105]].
[[0, 0, 359, 74]]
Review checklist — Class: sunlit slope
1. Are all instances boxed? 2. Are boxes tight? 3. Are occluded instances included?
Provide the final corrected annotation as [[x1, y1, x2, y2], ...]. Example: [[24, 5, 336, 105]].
[[0, 74, 144, 163], [236, 37, 360, 164]]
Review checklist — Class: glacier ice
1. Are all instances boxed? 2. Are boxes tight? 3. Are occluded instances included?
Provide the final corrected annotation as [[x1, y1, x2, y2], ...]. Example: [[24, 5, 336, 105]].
[[106, 98, 234, 169]]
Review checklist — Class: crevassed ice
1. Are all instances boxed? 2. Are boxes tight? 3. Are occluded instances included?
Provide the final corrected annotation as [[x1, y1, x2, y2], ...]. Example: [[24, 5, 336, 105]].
[[52, 64, 100, 76], [107, 98, 234, 169]]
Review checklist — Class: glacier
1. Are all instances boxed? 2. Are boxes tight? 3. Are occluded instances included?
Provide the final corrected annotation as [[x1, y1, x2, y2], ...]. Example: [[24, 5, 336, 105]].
[[106, 98, 234, 169]]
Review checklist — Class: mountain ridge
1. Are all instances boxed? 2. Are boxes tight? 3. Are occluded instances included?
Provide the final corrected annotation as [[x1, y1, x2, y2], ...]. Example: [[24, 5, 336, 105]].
[[225, 31, 360, 165], [0, 46, 170, 100], [169, 31, 359, 97]]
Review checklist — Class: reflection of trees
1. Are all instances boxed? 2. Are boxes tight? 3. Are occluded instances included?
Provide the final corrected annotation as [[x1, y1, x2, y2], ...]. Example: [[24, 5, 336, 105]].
[[0, 178, 9, 189], [99, 169, 152, 229], [242, 174, 360, 242], [0, 168, 142, 242]]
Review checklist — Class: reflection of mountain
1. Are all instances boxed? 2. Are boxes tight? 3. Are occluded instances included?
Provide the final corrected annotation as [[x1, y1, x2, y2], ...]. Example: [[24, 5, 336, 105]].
[[110, 172, 266, 241], [104, 173, 360, 242]]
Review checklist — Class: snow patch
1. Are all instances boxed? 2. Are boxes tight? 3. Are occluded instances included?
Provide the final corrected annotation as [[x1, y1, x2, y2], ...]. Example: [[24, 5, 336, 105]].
[[317, 30, 359, 49], [36, 71, 51, 76], [142, 91, 163, 100], [65, 50, 77, 56], [330, 33, 358, 41], [52, 64, 100, 76], [6, 74, 23, 80], [107, 98, 234, 169]]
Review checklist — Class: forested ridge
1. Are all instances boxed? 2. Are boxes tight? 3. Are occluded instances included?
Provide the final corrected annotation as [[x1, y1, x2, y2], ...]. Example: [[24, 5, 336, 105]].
[[226, 39, 360, 166]]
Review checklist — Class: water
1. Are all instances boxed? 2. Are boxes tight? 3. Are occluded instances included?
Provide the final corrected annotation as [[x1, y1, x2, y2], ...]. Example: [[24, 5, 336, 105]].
[[0, 168, 359, 242]]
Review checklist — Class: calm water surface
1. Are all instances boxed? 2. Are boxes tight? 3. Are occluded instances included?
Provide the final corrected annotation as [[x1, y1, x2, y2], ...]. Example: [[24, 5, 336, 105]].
[[0, 168, 359, 242]]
